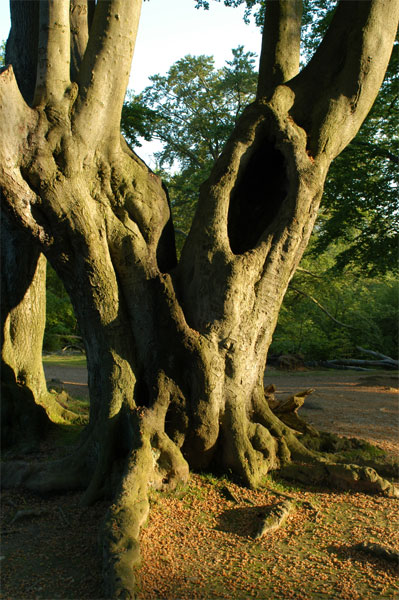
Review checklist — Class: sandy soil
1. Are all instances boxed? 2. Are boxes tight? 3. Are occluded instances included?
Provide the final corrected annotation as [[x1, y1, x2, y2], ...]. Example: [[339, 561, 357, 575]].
[[43, 363, 399, 456], [264, 369, 399, 457]]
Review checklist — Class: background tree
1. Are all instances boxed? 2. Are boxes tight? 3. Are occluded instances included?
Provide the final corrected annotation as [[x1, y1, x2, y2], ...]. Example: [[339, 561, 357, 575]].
[[122, 47, 257, 241], [1, 1, 398, 597], [270, 246, 399, 360], [0, 40, 5, 66]]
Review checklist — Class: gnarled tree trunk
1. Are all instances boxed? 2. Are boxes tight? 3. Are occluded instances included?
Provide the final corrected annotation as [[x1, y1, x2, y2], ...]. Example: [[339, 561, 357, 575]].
[[1, 1, 398, 597]]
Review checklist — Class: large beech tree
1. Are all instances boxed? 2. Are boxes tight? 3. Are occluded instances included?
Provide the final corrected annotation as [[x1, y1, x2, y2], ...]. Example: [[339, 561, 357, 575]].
[[1, 0, 398, 596]]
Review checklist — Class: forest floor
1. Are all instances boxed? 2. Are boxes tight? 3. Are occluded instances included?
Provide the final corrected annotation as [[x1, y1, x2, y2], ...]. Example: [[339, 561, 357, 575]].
[[1, 362, 398, 600]]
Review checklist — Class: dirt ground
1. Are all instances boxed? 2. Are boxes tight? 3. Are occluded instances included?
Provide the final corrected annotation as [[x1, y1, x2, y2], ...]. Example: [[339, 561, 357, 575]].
[[1, 366, 398, 600], [43, 363, 399, 456], [264, 369, 399, 458]]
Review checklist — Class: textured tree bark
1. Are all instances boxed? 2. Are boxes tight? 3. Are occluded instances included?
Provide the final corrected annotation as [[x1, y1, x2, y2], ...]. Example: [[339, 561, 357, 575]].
[[1, 1, 398, 597], [1, 212, 50, 449]]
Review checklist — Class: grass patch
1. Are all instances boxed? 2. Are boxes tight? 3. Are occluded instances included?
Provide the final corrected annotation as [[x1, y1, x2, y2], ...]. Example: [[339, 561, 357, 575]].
[[43, 354, 87, 367]]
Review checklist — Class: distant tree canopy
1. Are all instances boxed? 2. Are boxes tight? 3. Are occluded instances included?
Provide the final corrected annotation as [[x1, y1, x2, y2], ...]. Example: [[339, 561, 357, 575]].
[[122, 46, 257, 239], [122, 46, 257, 168], [0, 40, 5, 66], [196, 0, 335, 41]]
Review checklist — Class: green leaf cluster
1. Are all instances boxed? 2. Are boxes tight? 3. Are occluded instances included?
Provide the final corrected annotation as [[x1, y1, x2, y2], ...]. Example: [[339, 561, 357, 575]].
[[123, 46, 257, 170], [270, 245, 398, 361], [0, 40, 5, 67], [44, 265, 78, 351]]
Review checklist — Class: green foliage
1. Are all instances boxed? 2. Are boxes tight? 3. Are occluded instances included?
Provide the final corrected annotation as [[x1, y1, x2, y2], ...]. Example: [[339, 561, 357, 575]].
[[44, 265, 78, 351], [122, 46, 257, 247], [123, 46, 257, 170], [0, 40, 5, 67], [120, 92, 158, 147], [270, 244, 399, 360], [195, 1, 336, 41], [313, 46, 399, 275]]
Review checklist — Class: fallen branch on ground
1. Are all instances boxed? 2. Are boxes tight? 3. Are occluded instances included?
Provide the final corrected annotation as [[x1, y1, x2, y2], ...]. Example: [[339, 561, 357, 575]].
[[265, 486, 317, 512], [10, 508, 48, 525], [267, 389, 319, 436], [10, 506, 70, 526], [220, 485, 241, 504], [356, 346, 398, 368], [328, 358, 398, 370]]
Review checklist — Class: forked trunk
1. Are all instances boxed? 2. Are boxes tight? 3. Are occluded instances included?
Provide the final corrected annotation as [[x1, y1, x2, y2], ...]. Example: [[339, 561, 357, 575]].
[[1, 1, 398, 598]]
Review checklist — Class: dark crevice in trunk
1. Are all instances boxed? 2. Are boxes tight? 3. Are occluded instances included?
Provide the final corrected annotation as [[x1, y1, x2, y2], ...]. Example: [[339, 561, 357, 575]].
[[156, 183, 178, 273], [6, 0, 39, 106], [227, 137, 288, 254], [164, 397, 188, 447], [133, 374, 151, 407]]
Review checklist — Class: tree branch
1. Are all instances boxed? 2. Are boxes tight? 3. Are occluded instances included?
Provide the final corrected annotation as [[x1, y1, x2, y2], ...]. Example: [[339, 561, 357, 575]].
[[70, 0, 96, 82], [0, 67, 47, 244], [34, 0, 71, 106], [289, 285, 355, 329], [296, 267, 323, 279], [74, 0, 142, 147], [290, 0, 399, 160], [257, 0, 302, 99], [356, 346, 398, 366]]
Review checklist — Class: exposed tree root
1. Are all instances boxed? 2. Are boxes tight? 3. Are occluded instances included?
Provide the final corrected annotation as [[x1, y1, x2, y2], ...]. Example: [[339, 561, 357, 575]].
[[269, 388, 318, 436], [254, 500, 293, 539], [300, 430, 399, 479], [101, 407, 189, 599], [1, 441, 93, 494], [102, 440, 152, 600], [44, 390, 89, 425], [353, 541, 399, 563], [263, 387, 399, 498], [280, 461, 399, 497]]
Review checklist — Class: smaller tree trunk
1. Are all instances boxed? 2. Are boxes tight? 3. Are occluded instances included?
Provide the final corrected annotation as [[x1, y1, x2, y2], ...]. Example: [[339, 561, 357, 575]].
[[1, 212, 51, 449]]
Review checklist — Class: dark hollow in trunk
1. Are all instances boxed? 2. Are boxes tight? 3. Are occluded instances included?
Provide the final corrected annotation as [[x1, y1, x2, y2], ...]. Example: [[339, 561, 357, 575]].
[[228, 134, 288, 254]]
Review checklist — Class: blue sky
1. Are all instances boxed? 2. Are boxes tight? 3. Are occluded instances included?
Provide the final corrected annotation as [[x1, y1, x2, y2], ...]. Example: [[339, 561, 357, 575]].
[[0, 1, 261, 91], [0, 0, 262, 165]]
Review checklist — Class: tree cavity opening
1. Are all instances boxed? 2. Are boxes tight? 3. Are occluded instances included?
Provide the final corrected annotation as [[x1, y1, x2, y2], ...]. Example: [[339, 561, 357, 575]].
[[227, 137, 288, 254]]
